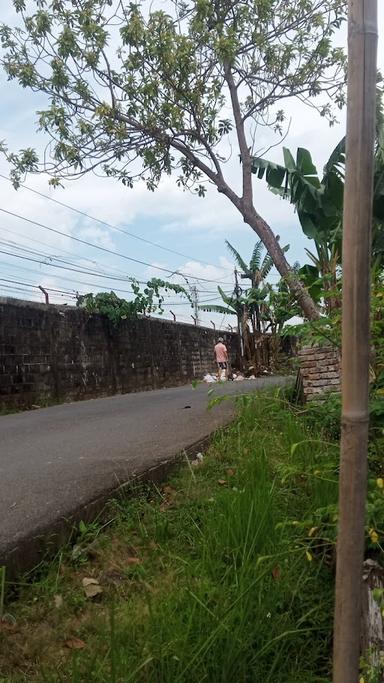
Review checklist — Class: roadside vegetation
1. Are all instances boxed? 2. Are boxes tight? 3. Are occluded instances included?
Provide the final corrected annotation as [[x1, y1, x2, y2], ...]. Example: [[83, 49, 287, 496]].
[[2, 388, 382, 683]]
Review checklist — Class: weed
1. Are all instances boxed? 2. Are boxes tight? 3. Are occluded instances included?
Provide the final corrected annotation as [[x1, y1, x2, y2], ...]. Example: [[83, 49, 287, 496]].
[[0, 391, 343, 682]]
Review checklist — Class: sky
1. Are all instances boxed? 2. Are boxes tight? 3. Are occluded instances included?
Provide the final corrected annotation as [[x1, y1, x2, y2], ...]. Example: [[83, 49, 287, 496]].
[[0, 2, 383, 330]]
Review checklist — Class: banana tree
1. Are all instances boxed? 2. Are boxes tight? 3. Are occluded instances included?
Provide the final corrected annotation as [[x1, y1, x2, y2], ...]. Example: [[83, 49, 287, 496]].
[[260, 282, 300, 366], [225, 238, 284, 333], [199, 284, 269, 366], [251, 93, 384, 309], [252, 142, 344, 312]]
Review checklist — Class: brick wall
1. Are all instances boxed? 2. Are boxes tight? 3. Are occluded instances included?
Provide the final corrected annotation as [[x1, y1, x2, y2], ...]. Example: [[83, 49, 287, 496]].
[[298, 345, 341, 398], [0, 298, 239, 409]]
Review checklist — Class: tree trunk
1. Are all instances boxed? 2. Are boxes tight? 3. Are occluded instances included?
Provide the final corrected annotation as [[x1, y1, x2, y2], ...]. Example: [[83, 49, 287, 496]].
[[361, 559, 384, 679], [215, 154, 320, 322], [244, 208, 320, 321]]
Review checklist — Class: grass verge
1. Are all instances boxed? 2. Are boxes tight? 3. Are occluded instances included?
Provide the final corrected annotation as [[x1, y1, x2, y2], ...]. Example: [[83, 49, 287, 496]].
[[0, 390, 339, 682]]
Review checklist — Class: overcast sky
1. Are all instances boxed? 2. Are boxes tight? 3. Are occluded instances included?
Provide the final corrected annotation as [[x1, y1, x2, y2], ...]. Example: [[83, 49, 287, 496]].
[[0, 2, 383, 330]]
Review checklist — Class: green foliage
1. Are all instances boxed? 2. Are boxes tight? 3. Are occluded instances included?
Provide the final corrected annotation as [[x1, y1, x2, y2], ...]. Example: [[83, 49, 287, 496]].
[[201, 239, 295, 342], [0, 392, 341, 682], [76, 279, 189, 326], [260, 282, 300, 335], [0, 0, 349, 322], [253, 91, 384, 280], [0, 0, 346, 191], [301, 392, 341, 440], [288, 276, 384, 447], [3, 391, 384, 681], [252, 139, 343, 311], [252, 143, 344, 245], [226, 238, 275, 285]]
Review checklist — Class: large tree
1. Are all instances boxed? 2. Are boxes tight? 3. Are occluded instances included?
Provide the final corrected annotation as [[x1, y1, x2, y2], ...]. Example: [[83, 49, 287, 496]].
[[0, 0, 347, 320]]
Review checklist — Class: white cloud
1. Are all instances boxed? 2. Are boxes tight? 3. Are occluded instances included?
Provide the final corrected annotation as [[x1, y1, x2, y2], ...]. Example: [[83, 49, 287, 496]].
[[0, 0, 383, 314], [77, 225, 116, 251]]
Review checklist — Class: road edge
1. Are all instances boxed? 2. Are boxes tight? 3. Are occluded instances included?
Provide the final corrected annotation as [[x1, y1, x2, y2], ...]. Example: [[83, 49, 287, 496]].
[[0, 430, 225, 579]]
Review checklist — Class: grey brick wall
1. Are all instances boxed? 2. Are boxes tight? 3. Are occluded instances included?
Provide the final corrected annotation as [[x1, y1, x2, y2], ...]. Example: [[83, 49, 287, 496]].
[[0, 298, 239, 409]]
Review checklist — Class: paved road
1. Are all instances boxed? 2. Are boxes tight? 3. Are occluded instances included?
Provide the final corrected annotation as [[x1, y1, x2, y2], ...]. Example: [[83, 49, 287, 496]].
[[0, 378, 286, 571]]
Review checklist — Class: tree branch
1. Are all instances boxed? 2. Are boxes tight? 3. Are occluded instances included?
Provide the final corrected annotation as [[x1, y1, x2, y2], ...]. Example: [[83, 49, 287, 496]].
[[224, 64, 252, 208]]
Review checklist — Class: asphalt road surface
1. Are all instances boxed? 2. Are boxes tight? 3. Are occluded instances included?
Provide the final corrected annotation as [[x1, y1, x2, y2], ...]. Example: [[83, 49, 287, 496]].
[[0, 377, 287, 571]]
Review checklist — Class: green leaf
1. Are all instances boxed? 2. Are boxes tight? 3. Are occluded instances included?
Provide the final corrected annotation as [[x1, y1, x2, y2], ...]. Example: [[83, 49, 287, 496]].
[[249, 241, 263, 272], [198, 304, 235, 315], [296, 148, 318, 176], [297, 211, 319, 240], [225, 240, 249, 274], [283, 147, 296, 171]]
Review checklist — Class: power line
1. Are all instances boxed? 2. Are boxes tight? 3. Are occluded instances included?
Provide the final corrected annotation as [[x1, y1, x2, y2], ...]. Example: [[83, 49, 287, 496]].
[[0, 268, 223, 306], [0, 226, 139, 280], [0, 232, 233, 295], [0, 173, 233, 274], [0, 240, 135, 283], [0, 256, 143, 295], [0, 247, 141, 288], [0, 207, 233, 285], [0, 283, 43, 297], [0, 276, 76, 297], [0, 251, 234, 312], [0, 278, 221, 314], [162, 296, 221, 306]]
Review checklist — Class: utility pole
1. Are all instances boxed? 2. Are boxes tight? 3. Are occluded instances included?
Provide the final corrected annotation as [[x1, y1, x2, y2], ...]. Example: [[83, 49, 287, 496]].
[[234, 269, 244, 362], [333, 1, 378, 681], [190, 285, 199, 326]]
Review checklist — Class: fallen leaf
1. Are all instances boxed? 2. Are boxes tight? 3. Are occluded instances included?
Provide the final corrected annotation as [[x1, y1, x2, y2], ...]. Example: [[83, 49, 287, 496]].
[[226, 468, 235, 476], [306, 550, 313, 562], [369, 528, 379, 544], [54, 594, 63, 609], [126, 557, 141, 566], [217, 479, 226, 486], [163, 485, 176, 498], [82, 577, 103, 599], [65, 637, 86, 650], [271, 565, 281, 580], [308, 527, 318, 538]]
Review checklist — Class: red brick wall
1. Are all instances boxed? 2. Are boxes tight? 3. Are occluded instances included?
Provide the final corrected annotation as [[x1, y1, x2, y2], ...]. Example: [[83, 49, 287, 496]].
[[298, 345, 341, 398]]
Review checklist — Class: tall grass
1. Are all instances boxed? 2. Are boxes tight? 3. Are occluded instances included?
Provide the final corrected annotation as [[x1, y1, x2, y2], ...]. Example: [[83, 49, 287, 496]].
[[39, 395, 337, 683], [5, 392, 339, 683]]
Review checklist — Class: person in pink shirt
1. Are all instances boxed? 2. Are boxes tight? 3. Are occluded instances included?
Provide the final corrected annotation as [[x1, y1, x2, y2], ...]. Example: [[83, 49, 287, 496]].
[[214, 337, 228, 380]]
